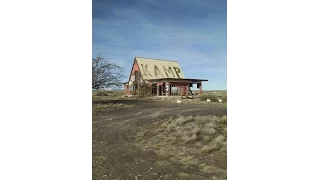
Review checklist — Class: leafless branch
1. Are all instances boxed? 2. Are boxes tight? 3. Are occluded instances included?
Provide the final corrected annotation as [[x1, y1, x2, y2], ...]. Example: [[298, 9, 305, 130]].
[[92, 55, 125, 90]]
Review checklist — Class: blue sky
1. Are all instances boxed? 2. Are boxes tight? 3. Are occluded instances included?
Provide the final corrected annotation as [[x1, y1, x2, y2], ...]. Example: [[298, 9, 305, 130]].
[[93, 0, 227, 90]]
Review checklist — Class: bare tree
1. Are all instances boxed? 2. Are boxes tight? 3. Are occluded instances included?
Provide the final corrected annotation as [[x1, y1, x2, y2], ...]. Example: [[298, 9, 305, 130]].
[[92, 55, 125, 90]]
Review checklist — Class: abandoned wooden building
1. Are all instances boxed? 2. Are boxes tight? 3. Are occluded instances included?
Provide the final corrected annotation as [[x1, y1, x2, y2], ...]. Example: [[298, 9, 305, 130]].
[[122, 57, 208, 96]]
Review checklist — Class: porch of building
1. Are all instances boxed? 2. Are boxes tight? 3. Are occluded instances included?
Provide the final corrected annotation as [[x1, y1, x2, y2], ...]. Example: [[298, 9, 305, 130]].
[[147, 78, 208, 97], [122, 78, 208, 97]]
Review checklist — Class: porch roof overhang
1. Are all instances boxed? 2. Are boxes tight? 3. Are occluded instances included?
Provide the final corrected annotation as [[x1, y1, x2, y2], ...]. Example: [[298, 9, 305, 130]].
[[146, 78, 208, 83]]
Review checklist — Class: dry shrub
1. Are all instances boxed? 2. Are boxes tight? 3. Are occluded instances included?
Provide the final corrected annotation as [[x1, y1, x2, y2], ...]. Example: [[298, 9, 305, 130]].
[[155, 128, 165, 133], [178, 172, 189, 177], [181, 133, 198, 143], [215, 135, 226, 144], [199, 94, 208, 101], [203, 127, 216, 135], [201, 144, 219, 153], [161, 121, 170, 128], [204, 135, 212, 142], [95, 91, 109, 96], [204, 123, 215, 129], [174, 129, 183, 137], [199, 164, 225, 174], [165, 136, 177, 143], [220, 142, 227, 152], [184, 122, 198, 132], [200, 115, 218, 123], [156, 160, 172, 167], [132, 80, 152, 97], [191, 127, 201, 134], [135, 115, 227, 179], [223, 127, 227, 134], [217, 115, 227, 126], [167, 121, 178, 131], [194, 115, 203, 122], [92, 103, 109, 111], [199, 94, 218, 102], [194, 142, 203, 148], [143, 115, 227, 155], [221, 93, 227, 102], [179, 156, 199, 166], [175, 126, 183, 131], [201, 145, 212, 153], [221, 115, 227, 122], [202, 123, 217, 135], [176, 116, 194, 125]]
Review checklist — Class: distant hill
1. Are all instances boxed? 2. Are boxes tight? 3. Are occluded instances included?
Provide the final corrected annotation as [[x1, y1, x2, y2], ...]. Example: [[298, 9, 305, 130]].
[[203, 90, 227, 92], [92, 88, 123, 92]]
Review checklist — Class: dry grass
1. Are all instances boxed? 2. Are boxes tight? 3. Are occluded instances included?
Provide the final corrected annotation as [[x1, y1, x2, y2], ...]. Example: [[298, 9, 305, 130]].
[[200, 145, 215, 153], [162, 115, 227, 149], [194, 142, 203, 148], [199, 93, 218, 102], [218, 115, 227, 125], [181, 133, 198, 143], [220, 142, 227, 152], [215, 135, 226, 144], [199, 163, 227, 174], [221, 93, 227, 102], [155, 160, 172, 167], [178, 155, 199, 166], [223, 127, 227, 134], [95, 91, 110, 96], [92, 90, 124, 100], [92, 103, 135, 114], [135, 115, 227, 179], [178, 172, 189, 177]]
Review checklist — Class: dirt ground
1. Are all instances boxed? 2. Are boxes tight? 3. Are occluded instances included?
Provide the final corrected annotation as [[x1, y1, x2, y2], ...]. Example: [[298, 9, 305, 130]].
[[93, 99, 227, 180]]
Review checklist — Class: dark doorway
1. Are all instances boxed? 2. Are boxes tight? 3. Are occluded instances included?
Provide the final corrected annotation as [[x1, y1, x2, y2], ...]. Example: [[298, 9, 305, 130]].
[[151, 84, 157, 95], [158, 85, 162, 96], [162, 83, 165, 95]]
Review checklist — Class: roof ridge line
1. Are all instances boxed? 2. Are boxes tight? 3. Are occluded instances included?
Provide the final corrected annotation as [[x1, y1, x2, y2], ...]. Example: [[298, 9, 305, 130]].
[[135, 57, 178, 62]]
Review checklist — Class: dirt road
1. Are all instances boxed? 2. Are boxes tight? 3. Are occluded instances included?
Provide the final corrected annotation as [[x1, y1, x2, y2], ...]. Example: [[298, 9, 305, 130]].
[[93, 99, 227, 180]]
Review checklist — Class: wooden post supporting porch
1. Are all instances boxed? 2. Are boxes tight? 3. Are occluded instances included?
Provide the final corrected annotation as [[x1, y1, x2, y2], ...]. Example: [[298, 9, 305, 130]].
[[165, 82, 169, 96]]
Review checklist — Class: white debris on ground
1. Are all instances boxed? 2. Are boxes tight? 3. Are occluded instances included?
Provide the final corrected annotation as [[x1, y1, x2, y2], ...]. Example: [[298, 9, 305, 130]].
[[146, 96, 224, 104]]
